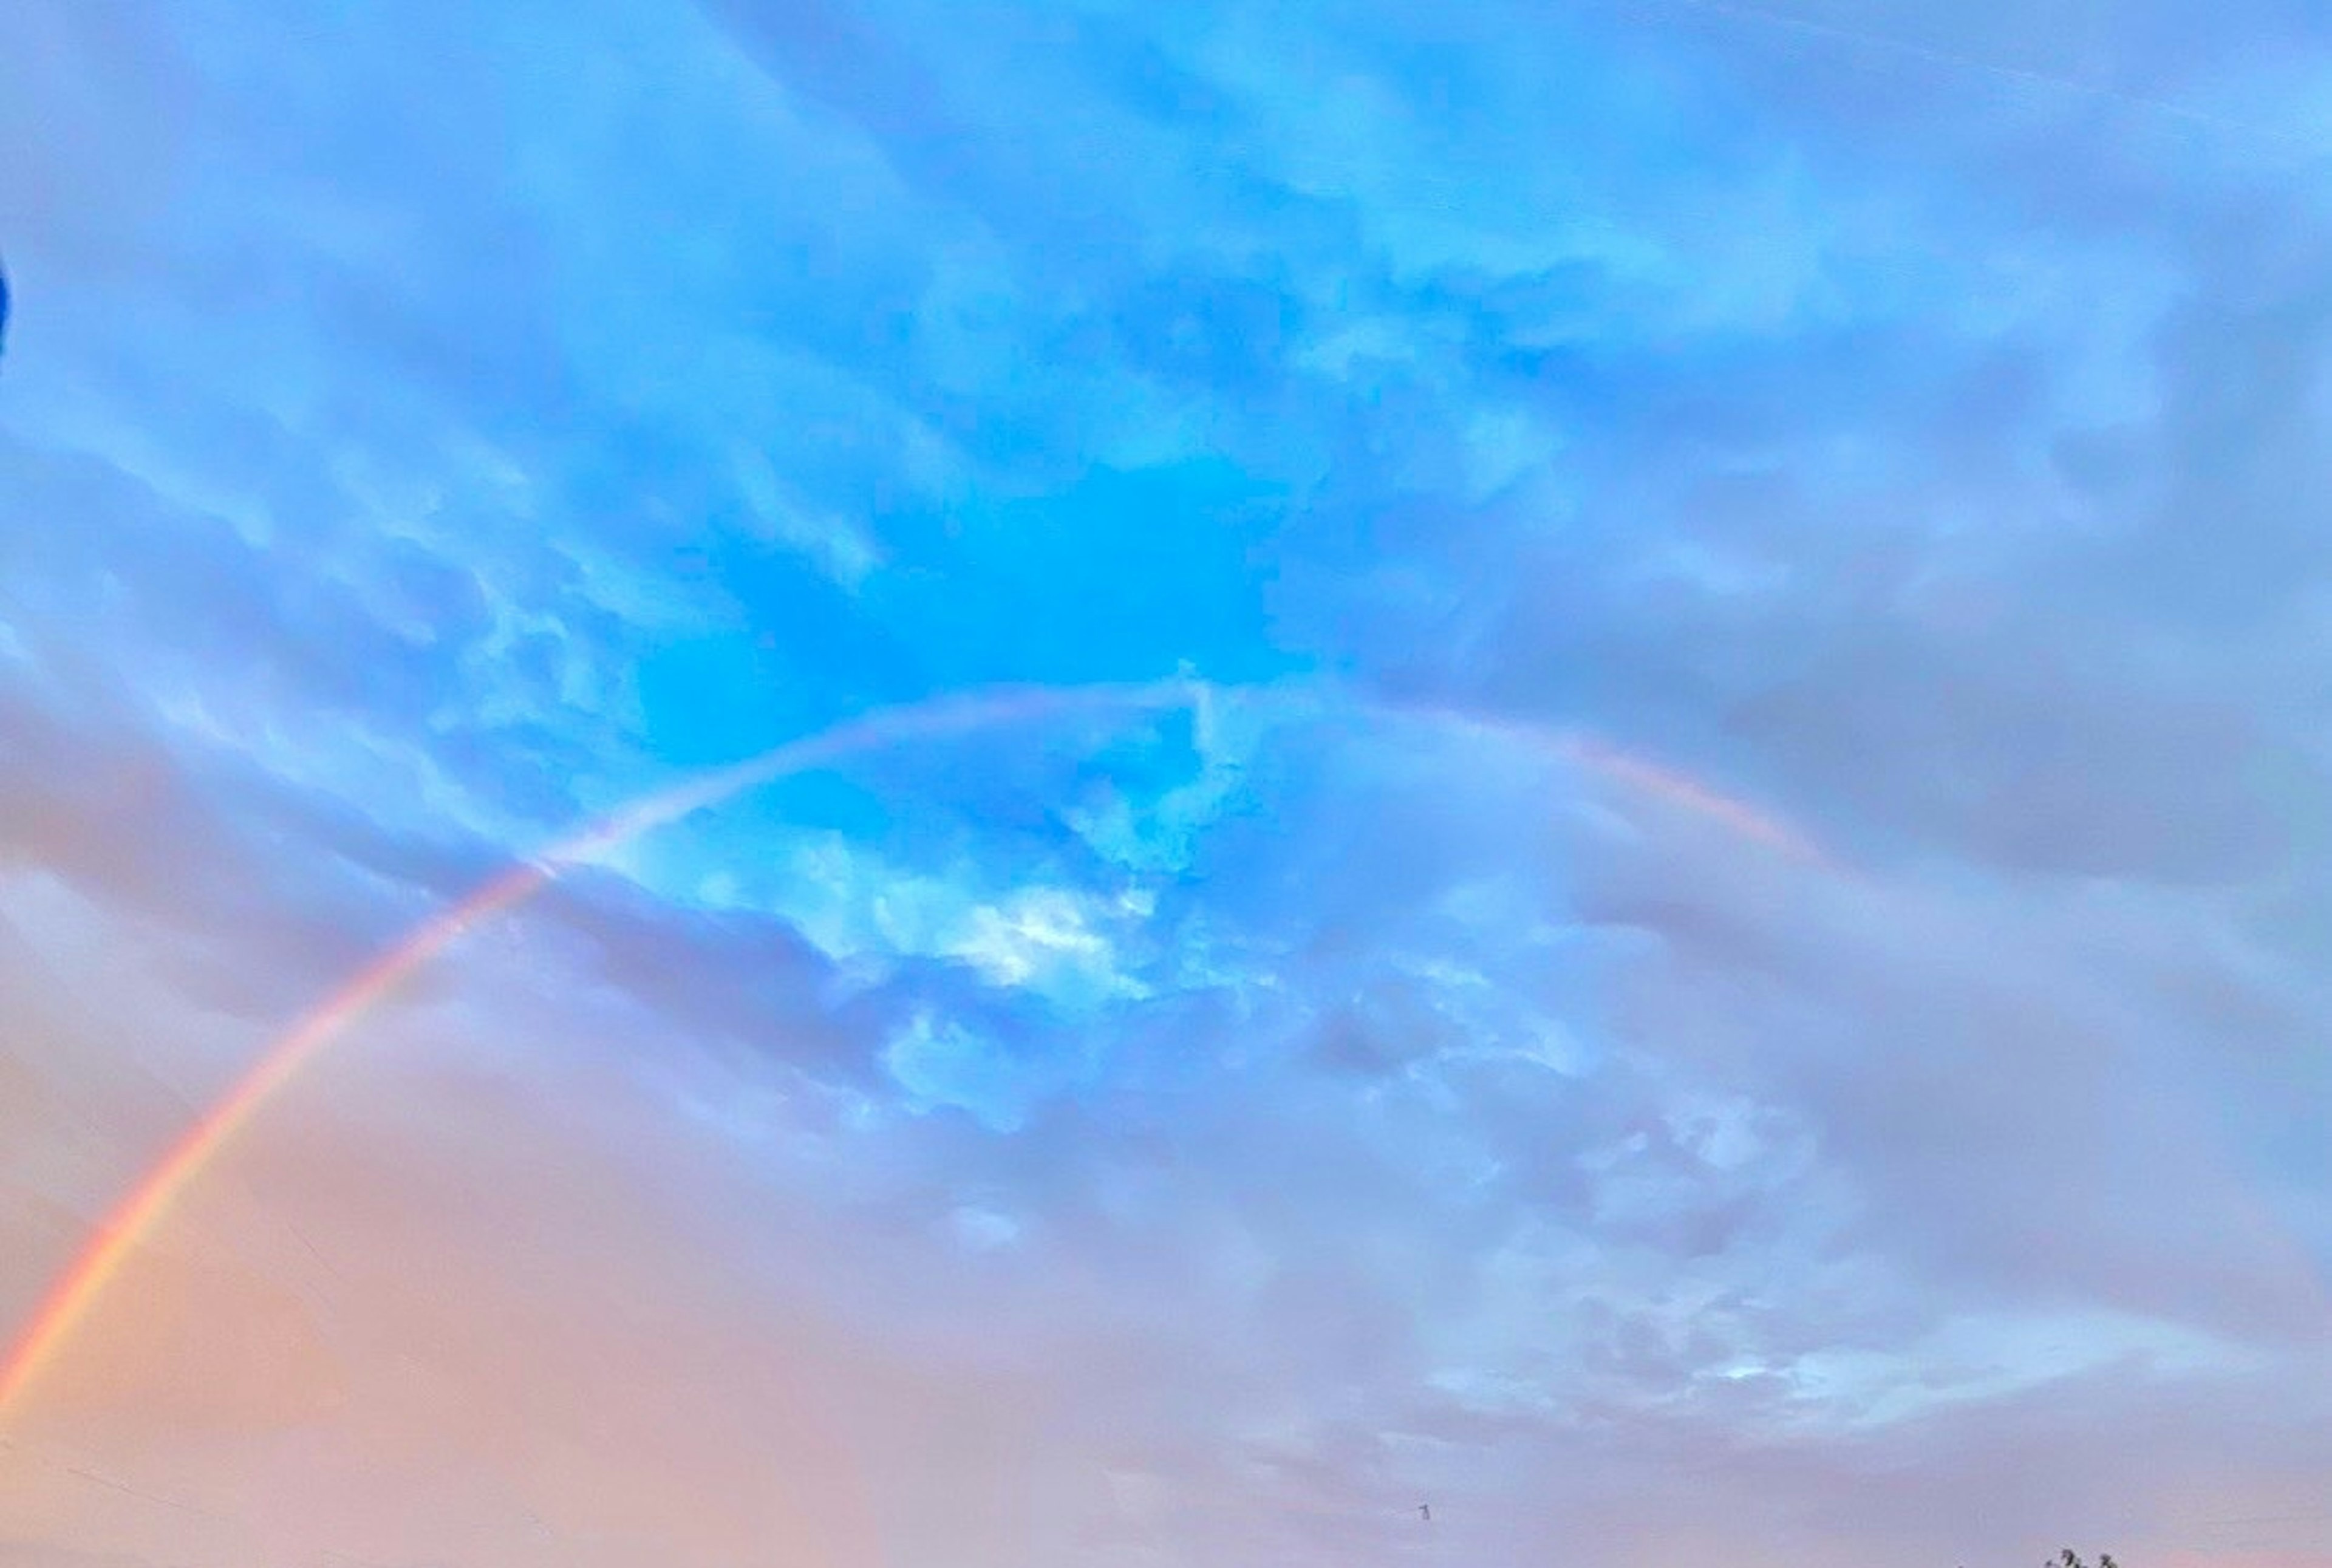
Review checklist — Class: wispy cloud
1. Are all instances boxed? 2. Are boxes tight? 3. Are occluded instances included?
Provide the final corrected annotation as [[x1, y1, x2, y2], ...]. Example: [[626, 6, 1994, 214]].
[[4, 0, 2332, 1564]]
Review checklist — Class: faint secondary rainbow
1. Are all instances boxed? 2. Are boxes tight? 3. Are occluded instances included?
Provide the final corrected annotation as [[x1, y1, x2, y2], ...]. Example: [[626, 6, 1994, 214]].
[[0, 678, 1830, 1419]]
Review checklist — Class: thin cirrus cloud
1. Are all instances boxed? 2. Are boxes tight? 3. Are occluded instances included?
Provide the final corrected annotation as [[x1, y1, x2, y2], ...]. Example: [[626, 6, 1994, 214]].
[[2, 1, 2331, 1566]]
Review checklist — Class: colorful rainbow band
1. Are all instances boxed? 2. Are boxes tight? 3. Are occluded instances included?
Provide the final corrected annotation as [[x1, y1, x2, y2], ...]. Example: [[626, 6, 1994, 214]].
[[0, 679, 1821, 1419]]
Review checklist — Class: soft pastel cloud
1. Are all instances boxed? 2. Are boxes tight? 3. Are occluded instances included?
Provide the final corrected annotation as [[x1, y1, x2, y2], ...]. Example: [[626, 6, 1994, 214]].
[[4, 1, 2332, 1565]]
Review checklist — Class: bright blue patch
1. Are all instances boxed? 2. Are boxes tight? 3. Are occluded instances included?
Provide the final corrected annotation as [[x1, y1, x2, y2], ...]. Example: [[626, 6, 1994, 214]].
[[874, 459, 1304, 689]]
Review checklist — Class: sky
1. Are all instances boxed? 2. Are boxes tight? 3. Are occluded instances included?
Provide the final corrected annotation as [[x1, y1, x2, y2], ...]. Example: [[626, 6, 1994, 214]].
[[2, 1, 2331, 1564]]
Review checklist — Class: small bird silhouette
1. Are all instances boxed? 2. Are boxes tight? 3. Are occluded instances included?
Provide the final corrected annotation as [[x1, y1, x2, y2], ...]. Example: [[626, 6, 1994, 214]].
[[1419, 1503, 1431, 1522]]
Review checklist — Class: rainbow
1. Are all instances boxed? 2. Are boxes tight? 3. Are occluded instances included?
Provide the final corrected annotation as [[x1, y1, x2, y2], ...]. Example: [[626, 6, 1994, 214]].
[[1370, 699, 1828, 867], [0, 679, 1826, 1419], [0, 861, 550, 1416]]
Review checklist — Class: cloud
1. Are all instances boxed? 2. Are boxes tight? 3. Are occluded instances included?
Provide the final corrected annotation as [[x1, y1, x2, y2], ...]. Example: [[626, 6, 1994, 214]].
[[5, 1, 2332, 1565]]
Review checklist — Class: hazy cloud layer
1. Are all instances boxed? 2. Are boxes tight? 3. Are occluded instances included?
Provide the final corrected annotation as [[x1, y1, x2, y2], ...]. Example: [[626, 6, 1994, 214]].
[[3, 1, 2330, 1564]]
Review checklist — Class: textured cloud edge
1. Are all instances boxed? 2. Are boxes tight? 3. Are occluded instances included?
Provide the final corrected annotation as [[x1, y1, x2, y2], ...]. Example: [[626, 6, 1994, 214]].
[[5, 0, 2332, 1565]]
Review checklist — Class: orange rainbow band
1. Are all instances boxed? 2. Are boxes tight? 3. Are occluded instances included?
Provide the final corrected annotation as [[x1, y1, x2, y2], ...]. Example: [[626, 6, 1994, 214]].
[[1364, 697, 1830, 868], [0, 679, 1827, 1418], [0, 681, 1203, 1418], [0, 862, 549, 1414], [1561, 733, 1824, 864]]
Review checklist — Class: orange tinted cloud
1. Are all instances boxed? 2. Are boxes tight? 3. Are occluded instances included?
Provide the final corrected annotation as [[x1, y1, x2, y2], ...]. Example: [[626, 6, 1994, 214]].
[[0, 977, 888, 1566]]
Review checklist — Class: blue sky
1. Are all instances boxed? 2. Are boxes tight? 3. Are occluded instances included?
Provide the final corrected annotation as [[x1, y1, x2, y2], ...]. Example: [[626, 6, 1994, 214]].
[[3, 2, 2332, 1565]]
